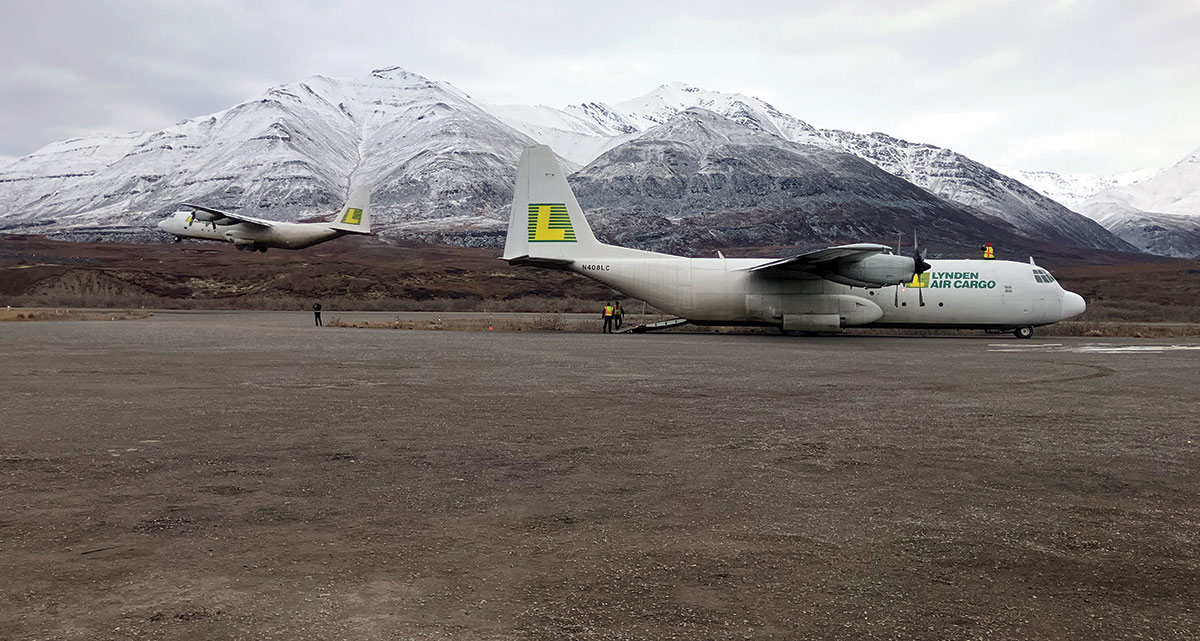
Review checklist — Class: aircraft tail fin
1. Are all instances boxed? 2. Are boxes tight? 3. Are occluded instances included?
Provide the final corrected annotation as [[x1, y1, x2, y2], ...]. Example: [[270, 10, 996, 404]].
[[330, 187, 371, 234], [503, 145, 601, 262]]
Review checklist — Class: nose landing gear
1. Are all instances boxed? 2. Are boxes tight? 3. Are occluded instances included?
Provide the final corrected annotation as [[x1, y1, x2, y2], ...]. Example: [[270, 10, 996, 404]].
[[1014, 326, 1034, 339]]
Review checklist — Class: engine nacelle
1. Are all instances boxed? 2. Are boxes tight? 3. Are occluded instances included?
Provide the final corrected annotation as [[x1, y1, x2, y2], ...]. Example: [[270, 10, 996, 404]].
[[824, 253, 917, 288]]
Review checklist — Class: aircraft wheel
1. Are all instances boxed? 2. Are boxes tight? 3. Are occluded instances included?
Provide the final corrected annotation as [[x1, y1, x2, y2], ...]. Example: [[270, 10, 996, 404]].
[[1014, 326, 1034, 339]]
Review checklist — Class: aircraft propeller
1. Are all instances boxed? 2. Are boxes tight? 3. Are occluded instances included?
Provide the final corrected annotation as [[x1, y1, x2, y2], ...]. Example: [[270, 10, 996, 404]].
[[911, 231, 931, 275], [911, 232, 930, 306], [896, 231, 932, 308]]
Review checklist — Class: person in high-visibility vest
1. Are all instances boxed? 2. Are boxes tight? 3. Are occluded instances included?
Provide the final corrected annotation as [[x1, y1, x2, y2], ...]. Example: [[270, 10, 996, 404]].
[[613, 301, 624, 330], [982, 243, 995, 259], [602, 302, 615, 333]]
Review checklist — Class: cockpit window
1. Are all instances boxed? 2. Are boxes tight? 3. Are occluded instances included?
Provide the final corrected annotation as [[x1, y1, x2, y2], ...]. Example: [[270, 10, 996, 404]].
[[1032, 268, 1056, 284]]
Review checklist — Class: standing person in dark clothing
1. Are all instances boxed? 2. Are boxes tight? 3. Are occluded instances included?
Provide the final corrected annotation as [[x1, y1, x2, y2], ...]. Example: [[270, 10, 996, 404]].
[[313, 301, 323, 327], [613, 300, 624, 330], [601, 301, 614, 333]]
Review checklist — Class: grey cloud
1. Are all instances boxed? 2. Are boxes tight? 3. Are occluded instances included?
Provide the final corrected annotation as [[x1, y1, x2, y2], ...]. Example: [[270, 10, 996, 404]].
[[1, 0, 1197, 174]]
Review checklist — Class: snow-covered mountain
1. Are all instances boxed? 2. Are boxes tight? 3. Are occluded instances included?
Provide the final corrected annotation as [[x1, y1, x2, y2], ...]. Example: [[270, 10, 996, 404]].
[[1083, 147, 1200, 217], [0, 67, 530, 238], [1001, 169, 1154, 209], [0, 68, 1145, 254], [566, 108, 1022, 254], [1073, 147, 1200, 258], [491, 83, 1131, 252], [487, 82, 831, 167]]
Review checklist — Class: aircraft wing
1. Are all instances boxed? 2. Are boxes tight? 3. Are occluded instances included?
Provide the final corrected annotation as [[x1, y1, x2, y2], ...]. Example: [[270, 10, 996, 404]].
[[180, 203, 279, 228], [742, 243, 894, 277]]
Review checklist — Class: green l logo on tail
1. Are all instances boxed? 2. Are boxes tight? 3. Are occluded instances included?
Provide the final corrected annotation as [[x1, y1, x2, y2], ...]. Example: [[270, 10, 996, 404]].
[[527, 203, 576, 242], [341, 208, 363, 225]]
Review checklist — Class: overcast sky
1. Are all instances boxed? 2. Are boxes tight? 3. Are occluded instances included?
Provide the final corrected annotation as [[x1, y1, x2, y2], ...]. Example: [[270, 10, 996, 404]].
[[1, 0, 1197, 174]]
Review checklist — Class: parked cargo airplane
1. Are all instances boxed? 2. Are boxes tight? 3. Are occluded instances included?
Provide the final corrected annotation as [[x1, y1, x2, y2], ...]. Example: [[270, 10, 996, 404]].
[[502, 145, 1085, 338], [157, 188, 371, 252]]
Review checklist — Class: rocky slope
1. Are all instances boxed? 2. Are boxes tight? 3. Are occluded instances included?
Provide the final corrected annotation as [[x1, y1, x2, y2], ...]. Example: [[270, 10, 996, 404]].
[[1078, 201, 1200, 259], [569, 109, 1025, 254], [819, 131, 1133, 251]]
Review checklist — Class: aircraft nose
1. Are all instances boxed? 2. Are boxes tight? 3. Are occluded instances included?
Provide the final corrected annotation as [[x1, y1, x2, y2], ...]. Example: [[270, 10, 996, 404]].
[[156, 219, 167, 230], [1061, 291, 1086, 320]]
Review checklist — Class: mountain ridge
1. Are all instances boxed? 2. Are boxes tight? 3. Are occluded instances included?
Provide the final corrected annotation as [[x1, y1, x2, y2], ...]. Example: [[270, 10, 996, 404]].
[[0, 66, 1141, 255]]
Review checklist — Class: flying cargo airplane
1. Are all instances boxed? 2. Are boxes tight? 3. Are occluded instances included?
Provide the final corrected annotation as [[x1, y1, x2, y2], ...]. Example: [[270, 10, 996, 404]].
[[502, 145, 1085, 338], [157, 188, 371, 252]]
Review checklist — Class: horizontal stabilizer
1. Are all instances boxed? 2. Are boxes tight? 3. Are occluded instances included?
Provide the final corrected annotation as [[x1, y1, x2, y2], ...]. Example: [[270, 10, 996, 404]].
[[503, 255, 574, 270], [620, 317, 690, 333]]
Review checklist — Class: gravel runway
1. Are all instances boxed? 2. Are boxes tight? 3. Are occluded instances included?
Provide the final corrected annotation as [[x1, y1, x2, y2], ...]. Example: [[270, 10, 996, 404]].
[[2, 312, 1197, 640]]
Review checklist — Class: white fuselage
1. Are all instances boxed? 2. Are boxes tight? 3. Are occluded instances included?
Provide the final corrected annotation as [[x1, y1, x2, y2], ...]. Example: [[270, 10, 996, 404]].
[[567, 254, 1085, 330], [157, 212, 342, 250]]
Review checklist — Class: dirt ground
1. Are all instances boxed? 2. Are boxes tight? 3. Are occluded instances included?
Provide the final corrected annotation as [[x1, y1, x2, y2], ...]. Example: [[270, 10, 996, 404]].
[[1, 312, 1198, 640], [3, 234, 1199, 323]]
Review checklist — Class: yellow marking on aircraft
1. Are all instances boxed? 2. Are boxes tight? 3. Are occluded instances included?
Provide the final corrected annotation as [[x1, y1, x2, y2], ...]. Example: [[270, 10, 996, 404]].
[[905, 273, 930, 288], [527, 203, 575, 242]]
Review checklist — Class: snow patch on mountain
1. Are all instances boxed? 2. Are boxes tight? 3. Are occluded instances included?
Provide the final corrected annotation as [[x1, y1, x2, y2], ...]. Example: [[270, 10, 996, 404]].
[[482, 103, 623, 169]]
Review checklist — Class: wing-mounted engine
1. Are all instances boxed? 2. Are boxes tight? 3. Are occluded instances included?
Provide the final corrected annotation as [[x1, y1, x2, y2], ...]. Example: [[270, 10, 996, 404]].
[[824, 252, 926, 288], [744, 242, 930, 288]]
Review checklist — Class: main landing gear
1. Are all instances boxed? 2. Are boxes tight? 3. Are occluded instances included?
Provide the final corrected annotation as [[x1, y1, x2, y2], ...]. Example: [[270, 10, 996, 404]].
[[1013, 326, 1034, 339]]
